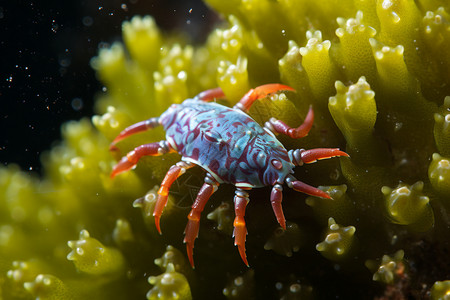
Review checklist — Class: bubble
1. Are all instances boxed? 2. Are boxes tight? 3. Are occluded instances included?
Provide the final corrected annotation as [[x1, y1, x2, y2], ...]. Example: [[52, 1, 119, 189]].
[[82, 16, 93, 27], [71, 98, 83, 111]]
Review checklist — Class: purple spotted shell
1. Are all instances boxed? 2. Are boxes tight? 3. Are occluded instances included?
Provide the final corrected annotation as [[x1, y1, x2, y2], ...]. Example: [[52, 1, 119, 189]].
[[159, 99, 295, 188]]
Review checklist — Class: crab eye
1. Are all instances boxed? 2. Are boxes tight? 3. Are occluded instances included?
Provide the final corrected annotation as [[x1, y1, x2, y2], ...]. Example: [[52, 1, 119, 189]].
[[271, 159, 283, 170], [204, 130, 222, 143]]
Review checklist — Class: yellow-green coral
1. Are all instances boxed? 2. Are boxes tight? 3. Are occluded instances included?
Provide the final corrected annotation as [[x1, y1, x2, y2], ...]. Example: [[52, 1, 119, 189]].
[[381, 181, 434, 231], [316, 217, 357, 261], [2, 0, 450, 299], [367, 249, 406, 284], [67, 229, 125, 275], [147, 263, 192, 300], [431, 280, 450, 300], [428, 153, 450, 196]]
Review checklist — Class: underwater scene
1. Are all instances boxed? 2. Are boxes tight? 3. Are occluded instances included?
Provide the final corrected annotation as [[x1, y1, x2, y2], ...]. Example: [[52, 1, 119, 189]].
[[1, 0, 450, 299]]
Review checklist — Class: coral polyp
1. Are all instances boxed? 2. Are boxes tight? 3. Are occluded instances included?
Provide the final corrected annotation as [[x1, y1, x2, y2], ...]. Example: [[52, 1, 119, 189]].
[[1, 0, 449, 299]]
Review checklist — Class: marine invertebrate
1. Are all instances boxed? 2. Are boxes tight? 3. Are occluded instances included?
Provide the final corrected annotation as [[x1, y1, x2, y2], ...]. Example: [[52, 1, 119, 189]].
[[2, 0, 450, 298], [316, 217, 357, 261], [110, 84, 348, 267], [222, 269, 255, 299], [147, 263, 192, 300], [67, 229, 125, 275], [381, 181, 434, 232], [431, 280, 450, 300], [367, 250, 406, 285], [263, 222, 303, 257]]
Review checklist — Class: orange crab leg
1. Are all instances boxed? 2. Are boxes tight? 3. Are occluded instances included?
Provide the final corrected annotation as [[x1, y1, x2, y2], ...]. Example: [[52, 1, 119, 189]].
[[111, 141, 172, 178], [154, 162, 194, 234], [270, 184, 286, 230], [267, 106, 314, 139], [184, 176, 219, 268], [196, 87, 226, 102], [234, 83, 295, 112], [286, 175, 331, 199], [110, 117, 160, 150], [233, 189, 250, 267]]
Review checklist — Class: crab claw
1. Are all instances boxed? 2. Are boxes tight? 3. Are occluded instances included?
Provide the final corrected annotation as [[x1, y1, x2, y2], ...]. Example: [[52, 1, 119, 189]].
[[236, 84, 296, 112], [301, 148, 349, 164], [110, 156, 136, 178]]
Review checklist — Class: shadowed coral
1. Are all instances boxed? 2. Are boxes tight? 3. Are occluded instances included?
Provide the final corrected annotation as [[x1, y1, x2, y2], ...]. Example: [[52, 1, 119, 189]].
[[207, 201, 234, 235], [366, 250, 406, 285], [274, 277, 314, 300], [305, 185, 355, 226], [112, 218, 135, 245], [223, 269, 255, 300], [264, 222, 303, 257]]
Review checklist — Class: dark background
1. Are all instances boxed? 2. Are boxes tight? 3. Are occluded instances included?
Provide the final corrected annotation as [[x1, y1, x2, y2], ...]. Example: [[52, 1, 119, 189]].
[[0, 0, 217, 175]]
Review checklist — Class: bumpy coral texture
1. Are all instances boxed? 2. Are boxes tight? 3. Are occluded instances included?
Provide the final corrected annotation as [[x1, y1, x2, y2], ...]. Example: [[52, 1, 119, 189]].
[[1, 0, 450, 299]]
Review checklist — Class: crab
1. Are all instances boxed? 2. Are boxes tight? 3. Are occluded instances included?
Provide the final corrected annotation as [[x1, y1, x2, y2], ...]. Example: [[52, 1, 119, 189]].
[[110, 84, 349, 267]]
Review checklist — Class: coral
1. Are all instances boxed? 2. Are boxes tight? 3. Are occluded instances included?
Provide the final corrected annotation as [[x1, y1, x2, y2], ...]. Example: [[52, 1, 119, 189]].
[[305, 184, 356, 226], [147, 263, 192, 300], [67, 229, 125, 276], [222, 269, 255, 300], [1, 0, 450, 299], [367, 250, 406, 285], [207, 201, 234, 235], [263, 222, 303, 257], [381, 181, 434, 232], [275, 277, 314, 300], [431, 280, 450, 300], [24, 274, 71, 300], [428, 153, 450, 196], [316, 217, 357, 262]]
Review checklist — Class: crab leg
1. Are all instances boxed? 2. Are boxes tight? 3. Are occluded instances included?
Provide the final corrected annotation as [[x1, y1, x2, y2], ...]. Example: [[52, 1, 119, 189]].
[[234, 83, 295, 112], [111, 140, 172, 178], [270, 184, 286, 230], [286, 175, 331, 199], [266, 106, 314, 139], [195, 87, 226, 102], [154, 161, 194, 234], [288, 148, 349, 166], [110, 117, 160, 150], [184, 174, 219, 268], [301, 148, 349, 163], [233, 188, 250, 266]]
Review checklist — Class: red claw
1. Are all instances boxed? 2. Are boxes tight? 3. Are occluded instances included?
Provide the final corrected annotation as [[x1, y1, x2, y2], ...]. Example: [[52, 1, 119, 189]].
[[110, 156, 136, 178], [235, 83, 296, 112], [301, 148, 349, 164]]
